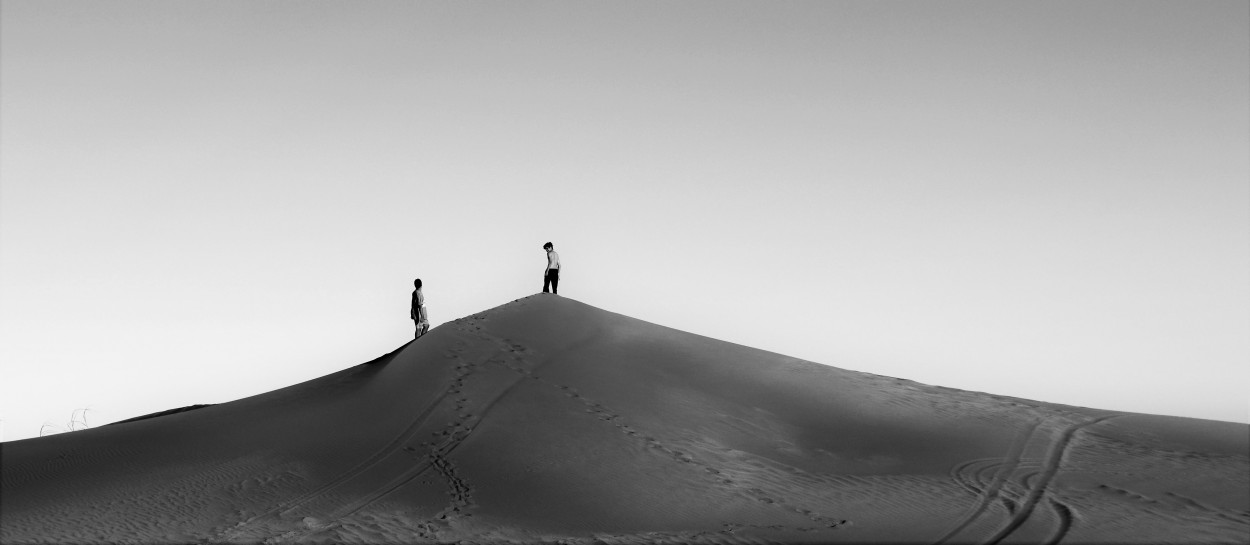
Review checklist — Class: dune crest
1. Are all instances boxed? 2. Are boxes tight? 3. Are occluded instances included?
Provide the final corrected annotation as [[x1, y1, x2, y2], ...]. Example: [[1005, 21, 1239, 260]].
[[2, 295, 1247, 544]]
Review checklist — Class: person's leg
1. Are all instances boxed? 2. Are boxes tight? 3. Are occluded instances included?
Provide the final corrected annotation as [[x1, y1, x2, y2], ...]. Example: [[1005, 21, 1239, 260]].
[[551, 269, 559, 294], [543, 270, 551, 293]]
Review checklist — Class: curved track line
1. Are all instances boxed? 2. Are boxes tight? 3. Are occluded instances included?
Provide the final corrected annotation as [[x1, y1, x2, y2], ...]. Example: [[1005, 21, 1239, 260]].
[[950, 458, 1000, 497], [934, 419, 1042, 545], [1040, 498, 1074, 545], [984, 414, 1119, 545]]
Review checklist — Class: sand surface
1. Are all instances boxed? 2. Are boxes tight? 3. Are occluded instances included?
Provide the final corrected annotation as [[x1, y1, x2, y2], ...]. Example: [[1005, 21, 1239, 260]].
[[2, 295, 1247, 544]]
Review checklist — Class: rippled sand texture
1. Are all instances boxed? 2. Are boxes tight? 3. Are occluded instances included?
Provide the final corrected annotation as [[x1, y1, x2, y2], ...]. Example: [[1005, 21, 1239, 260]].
[[2, 295, 1246, 544]]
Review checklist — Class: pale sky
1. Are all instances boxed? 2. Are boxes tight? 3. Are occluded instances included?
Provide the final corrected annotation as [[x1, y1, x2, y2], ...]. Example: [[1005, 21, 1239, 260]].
[[2, 1, 1247, 442]]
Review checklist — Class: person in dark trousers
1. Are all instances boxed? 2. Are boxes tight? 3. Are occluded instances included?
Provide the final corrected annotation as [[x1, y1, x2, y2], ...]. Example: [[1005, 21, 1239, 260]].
[[411, 278, 428, 338], [542, 242, 560, 294]]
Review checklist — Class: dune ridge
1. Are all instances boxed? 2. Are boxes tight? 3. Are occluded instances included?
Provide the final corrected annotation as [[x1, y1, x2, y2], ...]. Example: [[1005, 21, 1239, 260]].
[[2, 295, 1247, 544]]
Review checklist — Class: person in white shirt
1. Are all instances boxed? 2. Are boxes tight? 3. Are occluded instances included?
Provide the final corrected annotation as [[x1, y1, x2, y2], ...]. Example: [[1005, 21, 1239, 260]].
[[411, 278, 429, 338], [542, 242, 560, 294]]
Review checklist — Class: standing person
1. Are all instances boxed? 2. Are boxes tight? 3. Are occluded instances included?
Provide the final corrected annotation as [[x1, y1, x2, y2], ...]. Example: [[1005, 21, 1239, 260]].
[[542, 242, 560, 294], [411, 278, 429, 339]]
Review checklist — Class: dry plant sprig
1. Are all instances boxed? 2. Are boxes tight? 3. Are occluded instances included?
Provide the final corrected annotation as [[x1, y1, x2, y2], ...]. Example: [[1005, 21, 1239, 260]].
[[39, 407, 93, 437]]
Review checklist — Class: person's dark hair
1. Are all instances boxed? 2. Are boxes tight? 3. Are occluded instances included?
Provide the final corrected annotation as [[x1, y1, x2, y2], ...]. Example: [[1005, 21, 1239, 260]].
[[414, 278, 422, 289], [543, 242, 553, 250]]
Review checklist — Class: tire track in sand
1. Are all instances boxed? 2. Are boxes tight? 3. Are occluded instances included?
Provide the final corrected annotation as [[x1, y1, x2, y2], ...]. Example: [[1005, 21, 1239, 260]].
[[1040, 498, 1074, 545], [934, 419, 1042, 544], [982, 414, 1120, 545]]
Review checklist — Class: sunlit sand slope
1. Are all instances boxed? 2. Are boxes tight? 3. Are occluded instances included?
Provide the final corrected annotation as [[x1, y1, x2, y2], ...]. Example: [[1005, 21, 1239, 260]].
[[2, 295, 1247, 544]]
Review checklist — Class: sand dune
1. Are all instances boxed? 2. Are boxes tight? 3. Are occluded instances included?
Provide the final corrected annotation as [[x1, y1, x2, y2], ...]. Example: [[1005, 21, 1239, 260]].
[[2, 295, 1246, 544]]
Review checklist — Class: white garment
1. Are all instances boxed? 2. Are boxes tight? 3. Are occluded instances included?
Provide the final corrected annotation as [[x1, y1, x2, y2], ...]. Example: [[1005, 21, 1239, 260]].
[[547, 250, 560, 270], [412, 289, 426, 321]]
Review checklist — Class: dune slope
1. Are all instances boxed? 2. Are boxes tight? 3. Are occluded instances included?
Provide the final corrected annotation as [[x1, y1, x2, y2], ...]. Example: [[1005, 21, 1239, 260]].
[[2, 295, 1247, 544]]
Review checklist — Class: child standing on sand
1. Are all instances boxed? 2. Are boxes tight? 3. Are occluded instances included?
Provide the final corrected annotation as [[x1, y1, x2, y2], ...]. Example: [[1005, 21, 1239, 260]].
[[411, 279, 429, 339]]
